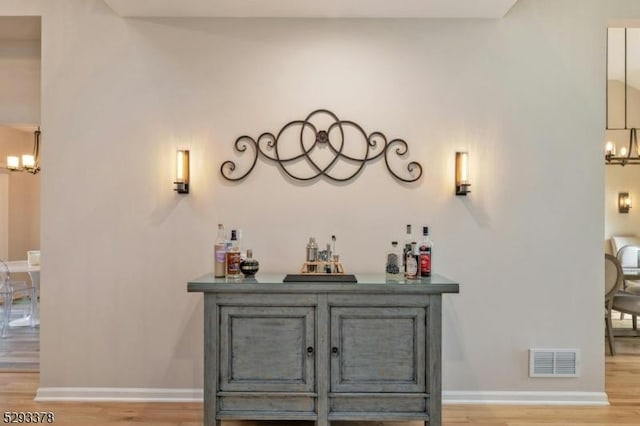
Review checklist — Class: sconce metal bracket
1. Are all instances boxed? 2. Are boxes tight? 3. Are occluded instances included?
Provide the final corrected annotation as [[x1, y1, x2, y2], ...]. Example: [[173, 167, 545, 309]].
[[456, 184, 471, 196], [220, 109, 423, 183], [174, 182, 189, 194]]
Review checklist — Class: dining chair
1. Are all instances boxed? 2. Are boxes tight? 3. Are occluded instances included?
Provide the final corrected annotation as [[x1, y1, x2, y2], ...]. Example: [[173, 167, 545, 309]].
[[0, 259, 36, 338], [612, 290, 640, 347], [605, 254, 624, 355], [615, 244, 640, 326]]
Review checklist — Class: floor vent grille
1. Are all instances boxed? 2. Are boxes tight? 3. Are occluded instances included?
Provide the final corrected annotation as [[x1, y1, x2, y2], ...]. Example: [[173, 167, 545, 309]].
[[529, 348, 580, 378]]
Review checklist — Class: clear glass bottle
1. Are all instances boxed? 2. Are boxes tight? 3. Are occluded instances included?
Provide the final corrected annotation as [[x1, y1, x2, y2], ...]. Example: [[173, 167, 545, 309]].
[[403, 224, 412, 273], [226, 229, 242, 279], [405, 242, 419, 280], [385, 241, 402, 280], [419, 226, 432, 278], [214, 224, 227, 278]]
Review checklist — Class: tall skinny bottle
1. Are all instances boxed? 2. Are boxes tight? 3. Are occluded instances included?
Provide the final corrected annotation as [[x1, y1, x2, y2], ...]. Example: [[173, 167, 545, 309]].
[[419, 226, 432, 277], [214, 224, 227, 278], [226, 229, 242, 279], [403, 224, 412, 273], [405, 242, 419, 280]]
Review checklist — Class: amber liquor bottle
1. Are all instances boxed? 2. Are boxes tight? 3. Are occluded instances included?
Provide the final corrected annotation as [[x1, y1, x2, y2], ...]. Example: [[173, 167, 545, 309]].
[[226, 229, 242, 279]]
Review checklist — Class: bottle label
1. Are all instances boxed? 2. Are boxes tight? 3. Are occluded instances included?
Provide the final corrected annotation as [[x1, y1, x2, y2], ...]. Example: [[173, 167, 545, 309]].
[[386, 253, 400, 275], [215, 244, 227, 263], [227, 252, 242, 275], [420, 250, 431, 275], [406, 256, 418, 278]]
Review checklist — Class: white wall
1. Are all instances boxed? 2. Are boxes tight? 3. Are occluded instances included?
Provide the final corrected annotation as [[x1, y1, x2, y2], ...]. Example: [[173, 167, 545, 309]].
[[0, 40, 40, 125], [2, 0, 640, 397]]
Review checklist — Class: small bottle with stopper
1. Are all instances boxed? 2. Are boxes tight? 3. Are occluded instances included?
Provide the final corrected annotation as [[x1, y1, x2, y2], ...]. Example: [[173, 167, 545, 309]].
[[240, 249, 260, 277]]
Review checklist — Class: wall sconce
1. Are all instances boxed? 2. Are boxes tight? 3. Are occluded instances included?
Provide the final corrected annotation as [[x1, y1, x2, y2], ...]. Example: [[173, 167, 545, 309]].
[[455, 152, 471, 196], [4, 128, 41, 174], [619, 192, 632, 213], [174, 150, 189, 194]]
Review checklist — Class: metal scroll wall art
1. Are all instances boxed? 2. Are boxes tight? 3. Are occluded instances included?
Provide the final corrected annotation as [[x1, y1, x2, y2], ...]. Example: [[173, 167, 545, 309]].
[[220, 109, 423, 183]]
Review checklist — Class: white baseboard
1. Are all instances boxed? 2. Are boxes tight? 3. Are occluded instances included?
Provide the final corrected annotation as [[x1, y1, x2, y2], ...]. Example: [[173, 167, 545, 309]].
[[36, 387, 609, 406], [443, 390, 609, 406], [35, 387, 203, 402]]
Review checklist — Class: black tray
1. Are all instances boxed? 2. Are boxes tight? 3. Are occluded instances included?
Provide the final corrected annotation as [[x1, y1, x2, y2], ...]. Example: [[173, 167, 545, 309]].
[[283, 274, 358, 283]]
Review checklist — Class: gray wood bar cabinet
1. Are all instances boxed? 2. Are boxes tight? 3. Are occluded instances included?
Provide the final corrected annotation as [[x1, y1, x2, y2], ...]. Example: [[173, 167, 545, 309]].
[[188, 273, 459, 426]]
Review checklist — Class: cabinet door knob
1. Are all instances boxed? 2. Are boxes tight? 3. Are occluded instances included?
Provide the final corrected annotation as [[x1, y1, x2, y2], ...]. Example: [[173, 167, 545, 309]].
[[307, 346, 314, 354], [331, 347, 339, 355]]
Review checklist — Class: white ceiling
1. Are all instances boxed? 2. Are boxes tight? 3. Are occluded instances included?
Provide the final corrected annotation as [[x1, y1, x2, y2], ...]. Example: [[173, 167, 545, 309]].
[[103, 0, 519, 18]]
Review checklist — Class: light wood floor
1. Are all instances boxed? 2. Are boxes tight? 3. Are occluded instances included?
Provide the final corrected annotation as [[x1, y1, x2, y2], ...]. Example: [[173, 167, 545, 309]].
[[0, 300, 39, 372], [1, 352, 639, 426], [1, 312, 640, 424]]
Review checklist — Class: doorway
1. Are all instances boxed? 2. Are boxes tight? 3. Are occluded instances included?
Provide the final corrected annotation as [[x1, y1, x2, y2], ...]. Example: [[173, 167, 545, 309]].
[[0, 16, 41, 372]]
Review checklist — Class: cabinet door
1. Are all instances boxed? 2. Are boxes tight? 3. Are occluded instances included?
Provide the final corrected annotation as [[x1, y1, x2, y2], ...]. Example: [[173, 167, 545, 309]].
[[330, 307, 425, 393], [220, 306, 315, 392]]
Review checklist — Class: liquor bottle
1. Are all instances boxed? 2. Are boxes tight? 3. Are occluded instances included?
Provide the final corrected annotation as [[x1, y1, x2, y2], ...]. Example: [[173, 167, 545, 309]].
[[236, 228, 244, 258], [403, 224, 412, 273], [214, 224, 227, 278], [226, 229, 242, 279], [240, 249, 260, 277], [419, 226, 432, 277], [385, 241, 402, 280], [226, 229, 234, 253], [405, 242, 419, 279]]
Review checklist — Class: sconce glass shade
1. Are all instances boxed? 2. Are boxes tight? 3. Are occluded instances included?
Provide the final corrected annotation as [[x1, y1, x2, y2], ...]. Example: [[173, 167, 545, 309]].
[[619, 192, 632, 213], [606, 141, 615, 156], [22, 154, 35, 169], [174, 150, 190, 194], [6, 156, 20, 170], [455, 151, 471, 196]]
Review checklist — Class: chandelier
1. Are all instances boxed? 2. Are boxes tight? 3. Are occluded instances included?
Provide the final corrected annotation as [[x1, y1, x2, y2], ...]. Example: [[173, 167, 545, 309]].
[[4, 128, 40, 174], [605, 27, 640, 166], [606, 128, 640, 166]]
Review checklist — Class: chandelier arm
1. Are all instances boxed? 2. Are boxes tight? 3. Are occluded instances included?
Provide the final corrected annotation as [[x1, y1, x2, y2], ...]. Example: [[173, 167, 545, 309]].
[[33, 128, 40, 171]]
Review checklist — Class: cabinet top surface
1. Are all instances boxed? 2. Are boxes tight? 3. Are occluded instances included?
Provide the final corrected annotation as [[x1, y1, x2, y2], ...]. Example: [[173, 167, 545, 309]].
[[188, 273, 459, 294]]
